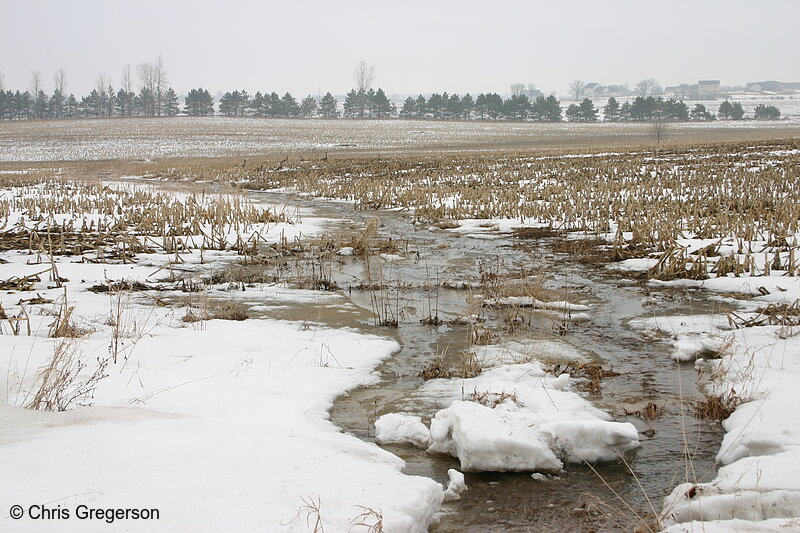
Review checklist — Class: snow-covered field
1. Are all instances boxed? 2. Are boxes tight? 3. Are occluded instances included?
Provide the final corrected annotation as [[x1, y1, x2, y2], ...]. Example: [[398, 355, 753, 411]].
[[1, 116, 799, 162], [0, 181, 445, 531]]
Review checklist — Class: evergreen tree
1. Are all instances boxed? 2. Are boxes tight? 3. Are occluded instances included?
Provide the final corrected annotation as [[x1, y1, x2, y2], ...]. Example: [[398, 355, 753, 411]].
[[300, 96, 317, 117], [371, 88, 394, 118], [690, 103, 715, 121], [474, 93, 488, 119], [343, 90, 359, 118], [427, 93, 444, 119], [281, 92, 300, 117], [415, 95, 427, 118], [577, 98, 598, 122], [319, 92, 339, 118], [446, 94, 463, 119], [461, 93, 474, 119], [754, 104, 780, 120], [731, 101, 745, 120], [603, 97, 620, 121], [504, 94, 531, 121], [485, 93, 504, 119], [163, 87, 179, 116], [184, 88, 214, 116], [565, 103, 580, 122], [718, 100, 734, 120], [399, 97, 416, 118], [267, 92, 283, 117]]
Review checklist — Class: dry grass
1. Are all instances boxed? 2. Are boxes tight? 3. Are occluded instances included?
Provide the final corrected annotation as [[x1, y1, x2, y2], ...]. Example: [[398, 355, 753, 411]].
[[694, 392, 743, 421], [25, 338, 109, 411]]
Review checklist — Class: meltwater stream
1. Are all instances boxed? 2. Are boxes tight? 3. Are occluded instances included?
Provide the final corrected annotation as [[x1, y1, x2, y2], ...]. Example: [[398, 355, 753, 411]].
[[252, 190, 726, 532]]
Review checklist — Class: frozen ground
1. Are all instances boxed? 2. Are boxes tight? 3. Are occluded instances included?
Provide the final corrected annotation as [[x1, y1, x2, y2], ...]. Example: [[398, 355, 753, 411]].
[[1, 116, 799, 162], [0, 182, 443, 531]]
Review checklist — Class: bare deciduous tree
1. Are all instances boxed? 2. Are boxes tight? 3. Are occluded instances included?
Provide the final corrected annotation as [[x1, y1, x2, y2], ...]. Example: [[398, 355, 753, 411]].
[[29, 70, 42, 96], [53, 69, 67, 95], [154, 54, 168, 116], [510, 83, 525, 96], [121, 65, 132, 94], [0, 70, 6, 91], [569, 79, 586, 101], [353, 60, 375, 118], [635, 78, 661, 97]]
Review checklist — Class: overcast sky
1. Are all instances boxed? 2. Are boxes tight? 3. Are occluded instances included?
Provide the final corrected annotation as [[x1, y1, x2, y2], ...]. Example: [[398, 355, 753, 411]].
[[1, 0, 798, 98]]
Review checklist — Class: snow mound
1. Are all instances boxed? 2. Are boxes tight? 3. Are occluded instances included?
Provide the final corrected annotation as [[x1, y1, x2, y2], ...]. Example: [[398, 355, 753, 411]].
[[375, 413, 432, 449]]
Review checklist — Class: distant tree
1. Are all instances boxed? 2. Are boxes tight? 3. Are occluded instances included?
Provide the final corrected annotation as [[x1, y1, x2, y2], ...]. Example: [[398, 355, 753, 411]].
[[353, 60, 375, 118], [568, 79, 586, 101], [576, 98, 598, 121], [163, 87, 179, 116], [718, 100, 744, 120], [731, 101, 745, 120], [427, 93, 444, 119], [532, 95, 561, 122], [51, 68, 67, 118], [485, 93, 504, 119], [371, 88, 394, 118], [510, 82, 526, 96], [565, 103, 580, 122], [461, 93, 474, 119], [343, 89, 360, 118], [635, 78, 661, 97], [33, 90, 49, 120], [445, 93, 462, 119], [690, 103, 715, 121], [603, 97, 621, 121], [504, 93, 531, 120], [319, 92, 339, 118], [415, 95, 427, 118], [267, 92, 283, 117], [399, 96, 416, 118], [754, 104, 780, 120], [183, 88, 214, 116], [279, 92, 299, 117], [474, 93, 488, 119], [64, 94, 78, 118], [219, 90, 250, 116], [300, 95, 317, 117]]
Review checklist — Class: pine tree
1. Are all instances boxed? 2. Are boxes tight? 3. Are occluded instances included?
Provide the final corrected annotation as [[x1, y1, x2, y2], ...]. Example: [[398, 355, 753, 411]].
[[754, 104, 780, 120], [565, 103, 580, 122], [281, 93, 300, 117], [577, 98, 598, 122], [300, 96, 317, 117], [163, 87, 179, 116], [371, 88, 394, 118], [184, 88, 214, 116], [603, 97, 620, 121], [399, 97, 416, 118], [319, 93, 339, 118], [415, 95, 427, 118], [461, 93, 474, 119], [690, 103, 714, 121], [343, 90, 360, 118]]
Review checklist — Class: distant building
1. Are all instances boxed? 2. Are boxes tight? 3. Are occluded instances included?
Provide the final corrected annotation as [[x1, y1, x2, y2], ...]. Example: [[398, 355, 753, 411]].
[[697, 80, 720, 99], [584, 83, 601, 97], [523, 87, 543, 100]]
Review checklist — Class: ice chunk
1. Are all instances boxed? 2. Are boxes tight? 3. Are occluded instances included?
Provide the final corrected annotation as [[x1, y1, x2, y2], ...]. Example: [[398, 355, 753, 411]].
[[374, 413, 432, 449], [427, 401, 563, 473], [443, 469, 468, 501]]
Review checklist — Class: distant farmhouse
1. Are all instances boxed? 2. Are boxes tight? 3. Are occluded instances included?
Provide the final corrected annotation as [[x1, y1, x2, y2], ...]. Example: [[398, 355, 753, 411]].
[[697, 80, 720, 99], [665, 80, 719, 99], [583, 83, 633, 98]]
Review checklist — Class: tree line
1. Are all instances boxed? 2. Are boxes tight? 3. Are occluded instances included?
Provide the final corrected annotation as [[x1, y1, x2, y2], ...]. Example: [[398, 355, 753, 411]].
[[0, 63, 783, 122]]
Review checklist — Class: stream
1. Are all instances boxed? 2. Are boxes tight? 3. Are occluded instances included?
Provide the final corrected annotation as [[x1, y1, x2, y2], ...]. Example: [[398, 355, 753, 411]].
[[251, 190, 726, 532]]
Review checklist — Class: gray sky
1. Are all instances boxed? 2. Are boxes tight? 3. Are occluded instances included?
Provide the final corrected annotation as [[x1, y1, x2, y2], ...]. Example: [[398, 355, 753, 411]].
[[1, 0, 798, 98]]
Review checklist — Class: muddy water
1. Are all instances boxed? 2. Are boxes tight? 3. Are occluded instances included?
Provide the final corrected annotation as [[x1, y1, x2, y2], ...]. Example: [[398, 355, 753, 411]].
[[253, 191, 726, 532]]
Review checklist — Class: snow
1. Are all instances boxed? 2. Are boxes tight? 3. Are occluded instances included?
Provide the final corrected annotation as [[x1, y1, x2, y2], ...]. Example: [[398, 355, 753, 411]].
[[639, 273, 800, 531], [375, 413, 432, 449], [442, 469, 468, 502], [0, 181, 445, 532]]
